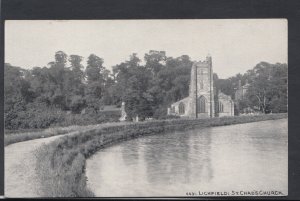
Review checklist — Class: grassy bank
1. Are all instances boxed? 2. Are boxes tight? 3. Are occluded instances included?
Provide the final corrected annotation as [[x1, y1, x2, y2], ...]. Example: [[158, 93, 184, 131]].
[[34, 113, 287, 197], [5, 122, 132, 146], [5, 125, 84, 146]]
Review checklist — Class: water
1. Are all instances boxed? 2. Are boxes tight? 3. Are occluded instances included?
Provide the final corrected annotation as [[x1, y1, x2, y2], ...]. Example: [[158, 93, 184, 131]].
[[86, 119, 288, 197]]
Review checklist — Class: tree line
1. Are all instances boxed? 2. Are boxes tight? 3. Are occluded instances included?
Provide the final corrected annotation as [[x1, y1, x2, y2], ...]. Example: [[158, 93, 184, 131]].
[[4, 50, 287, 130], [216, 62, 287, 114]]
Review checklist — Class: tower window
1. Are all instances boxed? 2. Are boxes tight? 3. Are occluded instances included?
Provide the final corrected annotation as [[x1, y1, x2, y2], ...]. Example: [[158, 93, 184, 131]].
[[200, 80, 204, 89], [219, 102, 224, 113], [179, 102, 185, 114]]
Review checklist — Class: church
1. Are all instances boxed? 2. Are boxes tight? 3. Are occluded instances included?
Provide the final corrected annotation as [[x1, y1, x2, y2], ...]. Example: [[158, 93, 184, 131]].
[[167, 55, 234, 118]]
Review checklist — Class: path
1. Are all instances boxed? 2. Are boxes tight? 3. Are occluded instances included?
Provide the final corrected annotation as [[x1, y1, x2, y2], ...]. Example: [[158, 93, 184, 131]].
[[5, 135, 68, 198]]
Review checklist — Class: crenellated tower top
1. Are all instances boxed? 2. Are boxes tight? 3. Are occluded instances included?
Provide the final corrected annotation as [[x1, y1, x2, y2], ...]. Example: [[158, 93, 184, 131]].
[[192, 55, 212, 68]]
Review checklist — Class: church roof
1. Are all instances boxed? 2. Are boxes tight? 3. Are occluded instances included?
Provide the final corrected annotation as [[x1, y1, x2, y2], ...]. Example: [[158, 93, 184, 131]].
[[100, 105, 121, 111], [171, 96, 190, 106], [218, 92, 233, 101]]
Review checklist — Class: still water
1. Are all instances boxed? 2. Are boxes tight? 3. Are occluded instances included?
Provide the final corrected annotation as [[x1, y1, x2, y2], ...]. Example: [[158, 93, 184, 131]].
[[86, 119, 288, 197]]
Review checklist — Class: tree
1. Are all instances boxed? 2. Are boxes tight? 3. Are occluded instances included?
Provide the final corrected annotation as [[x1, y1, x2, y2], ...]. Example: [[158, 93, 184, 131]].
[[44, 51, 69, 109], [50, 51, 68, 84], [113, 53, 154, 120], [4, 49, 288, 130], [148, 55, 192, 118], [134, 53, 193, 119], [4, 64, 33, 129], [69, 55, 84, 83], [63, 55, 86, 112], [86, 54, 104, 83], [144, 50, 166, 75], [245, 62, 287, 113], [85, 54, 106, 113]]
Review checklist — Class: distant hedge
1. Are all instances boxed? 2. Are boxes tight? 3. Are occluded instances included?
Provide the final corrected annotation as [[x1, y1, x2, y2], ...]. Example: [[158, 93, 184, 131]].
[[5, 107, 121, 130]]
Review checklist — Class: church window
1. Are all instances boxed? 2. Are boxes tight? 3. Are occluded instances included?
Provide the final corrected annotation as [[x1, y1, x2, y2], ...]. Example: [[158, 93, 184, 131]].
[[197, 96, 206, 113], [179, 102, 185, 114], [200, 80, 204, 89], [219, 102, 224, 113]]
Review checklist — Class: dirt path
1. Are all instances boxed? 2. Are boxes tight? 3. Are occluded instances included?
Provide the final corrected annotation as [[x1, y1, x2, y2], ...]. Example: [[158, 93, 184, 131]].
[[5, 135, 66, 198]]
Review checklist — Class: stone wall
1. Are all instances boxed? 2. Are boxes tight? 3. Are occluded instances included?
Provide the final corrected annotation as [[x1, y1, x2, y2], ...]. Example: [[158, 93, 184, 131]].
[[218, 92, 234, 117]]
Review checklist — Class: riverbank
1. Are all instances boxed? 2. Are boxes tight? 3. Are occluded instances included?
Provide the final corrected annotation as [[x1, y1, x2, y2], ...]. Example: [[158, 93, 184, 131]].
[[5, 122, 132, 146], [5, 126, 75, 146], [4, 113, 288, 146], [34, 113, 287, 197]]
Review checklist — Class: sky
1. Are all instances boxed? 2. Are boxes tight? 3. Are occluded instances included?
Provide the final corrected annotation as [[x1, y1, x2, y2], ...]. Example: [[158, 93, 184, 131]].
[[5, 19, 287, 79]]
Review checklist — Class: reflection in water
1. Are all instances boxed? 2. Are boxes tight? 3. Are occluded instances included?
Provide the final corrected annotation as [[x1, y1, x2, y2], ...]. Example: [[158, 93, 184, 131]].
[[86, 119, 287, 197], [141, 130, 213, 186]]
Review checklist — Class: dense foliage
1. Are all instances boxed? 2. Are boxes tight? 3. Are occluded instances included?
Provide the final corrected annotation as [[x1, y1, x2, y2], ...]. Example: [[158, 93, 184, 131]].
[[216, 62, 288, 114], [4, 50, 287, 130]]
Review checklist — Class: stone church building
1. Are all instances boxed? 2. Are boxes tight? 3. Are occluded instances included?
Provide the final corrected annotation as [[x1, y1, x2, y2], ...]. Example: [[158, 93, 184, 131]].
[[235, 79, 250, 101], [167, 55, 234, 118]]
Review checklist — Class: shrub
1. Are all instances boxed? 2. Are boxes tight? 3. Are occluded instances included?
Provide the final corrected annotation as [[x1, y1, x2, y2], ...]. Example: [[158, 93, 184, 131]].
[[5, 102, 121, 130], [165, 114, 181, 120], [70, 96, 86, 114]]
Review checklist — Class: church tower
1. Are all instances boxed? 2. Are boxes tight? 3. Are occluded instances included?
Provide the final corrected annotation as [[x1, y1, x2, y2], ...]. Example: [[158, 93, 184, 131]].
[[188, 55, 215, 118], [168, 55, 233, 118]]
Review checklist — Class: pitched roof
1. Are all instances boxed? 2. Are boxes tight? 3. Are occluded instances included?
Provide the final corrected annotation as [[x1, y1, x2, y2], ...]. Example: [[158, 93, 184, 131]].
[[100, 105, 121, 111]]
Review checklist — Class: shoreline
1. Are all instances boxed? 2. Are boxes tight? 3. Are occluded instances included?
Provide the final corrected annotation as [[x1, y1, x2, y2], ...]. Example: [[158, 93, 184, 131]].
[[32, 114, 287, 197], [5, 113, 288, 146]]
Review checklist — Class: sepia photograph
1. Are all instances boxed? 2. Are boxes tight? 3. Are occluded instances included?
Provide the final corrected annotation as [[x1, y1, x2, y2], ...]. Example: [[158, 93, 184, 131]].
[[4, 19, 288, 197]]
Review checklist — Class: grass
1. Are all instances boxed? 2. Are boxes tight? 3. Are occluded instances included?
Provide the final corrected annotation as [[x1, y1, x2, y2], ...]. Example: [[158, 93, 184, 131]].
[[33, 113, 287, 197], [5, 126, 78, 146], [4, 122, 133, 146]]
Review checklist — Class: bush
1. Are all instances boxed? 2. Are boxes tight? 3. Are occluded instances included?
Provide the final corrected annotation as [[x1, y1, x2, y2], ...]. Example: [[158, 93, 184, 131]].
[[164, 114, 181, 120], [70, 96, 86, 114], [5, 102, 65, 130], [5, 102, 121, 130]]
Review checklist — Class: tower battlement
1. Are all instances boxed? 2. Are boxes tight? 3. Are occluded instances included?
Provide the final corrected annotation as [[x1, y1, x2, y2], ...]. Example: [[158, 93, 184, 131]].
[[194, 61, 208, 66], [193, 55, 212, 66]]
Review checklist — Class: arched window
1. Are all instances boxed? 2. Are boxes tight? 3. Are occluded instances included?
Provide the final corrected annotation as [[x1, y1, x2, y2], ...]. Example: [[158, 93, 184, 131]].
[[219, 102, 224, 113], [179, 102, 185, 114], [197, 96, 206, 113]]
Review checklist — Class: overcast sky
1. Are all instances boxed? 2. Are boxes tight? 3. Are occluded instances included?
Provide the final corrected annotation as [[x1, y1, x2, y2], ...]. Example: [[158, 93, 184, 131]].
[[5, 19, 287, 78]]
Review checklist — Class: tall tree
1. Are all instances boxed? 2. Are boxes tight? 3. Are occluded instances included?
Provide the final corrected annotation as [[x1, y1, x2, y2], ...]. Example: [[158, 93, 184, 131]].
[[4, 64, 33, 129], [144, 50, 166, 75], [245, 62, 287, 113], [69, 55, 84, 83], [85, 54, 105, 113], [113, 53, 153, 120], [86, 54, 104, 83], [65, 55, 86, 113], [45, 51, 69, 109]]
